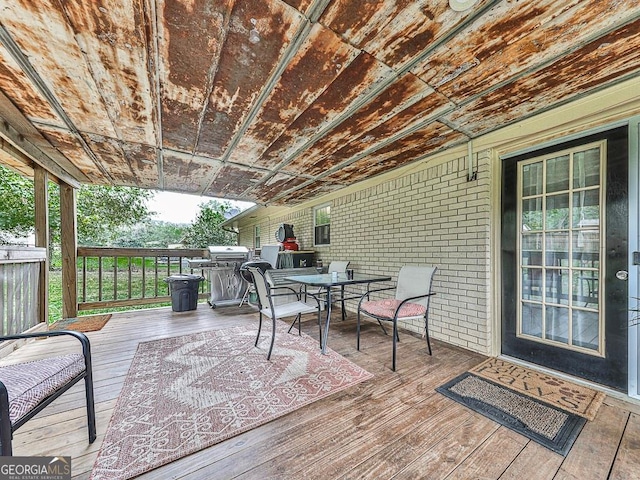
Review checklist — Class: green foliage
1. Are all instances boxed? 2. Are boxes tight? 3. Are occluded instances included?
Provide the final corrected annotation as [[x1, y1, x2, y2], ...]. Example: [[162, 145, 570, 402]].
[[76, 185, 153, 245], [0, 165, 153, 246], [48, 269, 63, 321], [181, 200, 237, 248], [113, 220, 187, 248], [0, 166, 38, 242]]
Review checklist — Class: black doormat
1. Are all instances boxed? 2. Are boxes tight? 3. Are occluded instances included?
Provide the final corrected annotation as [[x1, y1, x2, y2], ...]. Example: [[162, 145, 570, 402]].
[[436, 372, 586, 456]]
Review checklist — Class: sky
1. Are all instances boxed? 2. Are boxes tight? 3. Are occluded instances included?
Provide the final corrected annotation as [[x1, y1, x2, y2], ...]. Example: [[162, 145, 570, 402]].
[[148, 191, 254, 224]]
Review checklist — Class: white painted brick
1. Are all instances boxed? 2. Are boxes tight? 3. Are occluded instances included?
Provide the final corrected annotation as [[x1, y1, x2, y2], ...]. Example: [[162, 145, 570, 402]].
[[236, 154, 492, 355]]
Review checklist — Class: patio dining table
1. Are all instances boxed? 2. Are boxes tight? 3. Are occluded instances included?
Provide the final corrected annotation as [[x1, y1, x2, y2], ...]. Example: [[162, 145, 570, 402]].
[[284, 272, 391, 354]]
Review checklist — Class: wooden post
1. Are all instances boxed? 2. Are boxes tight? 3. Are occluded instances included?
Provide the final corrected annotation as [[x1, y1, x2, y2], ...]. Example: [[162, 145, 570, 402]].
[[60, 182, 78, 319], [34, 166, 49, 325]]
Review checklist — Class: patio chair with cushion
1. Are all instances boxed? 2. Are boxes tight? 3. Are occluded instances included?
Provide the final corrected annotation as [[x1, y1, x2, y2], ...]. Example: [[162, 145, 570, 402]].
[[248, 265, 322, 360], [0, 330, 96, 456], [357, 266, 437, 371]]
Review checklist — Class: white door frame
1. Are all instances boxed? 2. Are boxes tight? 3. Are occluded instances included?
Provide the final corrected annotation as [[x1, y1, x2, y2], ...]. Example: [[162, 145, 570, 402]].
[[628, 115, 640, 399], [501, 117, 639, 397]]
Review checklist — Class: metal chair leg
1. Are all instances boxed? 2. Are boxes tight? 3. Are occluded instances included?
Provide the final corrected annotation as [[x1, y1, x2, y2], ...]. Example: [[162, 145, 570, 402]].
[[424, 314, 432, 355], [267, 316, 276, 360], [392, 320, 398, 371], [356, 310, 361, 351], [84, 372, 97, 443], [287, 313, 302, 335], [0, 385, 13, 456], [377, 319, 389, 336], [239, 284, 252, 307], [255, 312, 263, 347]]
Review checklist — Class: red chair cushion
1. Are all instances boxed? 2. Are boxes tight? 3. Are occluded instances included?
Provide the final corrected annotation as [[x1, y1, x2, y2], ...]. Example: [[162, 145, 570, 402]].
[[361, 299, 426, 319]]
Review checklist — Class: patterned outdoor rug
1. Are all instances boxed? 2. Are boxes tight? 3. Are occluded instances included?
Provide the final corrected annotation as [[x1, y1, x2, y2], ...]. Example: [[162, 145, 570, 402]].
[[436, 358, 605, 456], [49, 314, 111, 333], [90, 321, 373, 480]]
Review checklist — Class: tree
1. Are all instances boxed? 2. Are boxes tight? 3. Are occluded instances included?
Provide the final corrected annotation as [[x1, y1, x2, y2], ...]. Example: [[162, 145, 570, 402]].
[[0, 167, 36, 243], [114, 220, 188, 248], [75, 185, 153, 245], [0, 165, 153, 246], [181, 200, 237, 248]]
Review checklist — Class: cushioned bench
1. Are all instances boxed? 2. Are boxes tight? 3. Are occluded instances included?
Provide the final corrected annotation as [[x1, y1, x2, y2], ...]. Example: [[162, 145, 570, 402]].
[[0, 330, 96, 456]]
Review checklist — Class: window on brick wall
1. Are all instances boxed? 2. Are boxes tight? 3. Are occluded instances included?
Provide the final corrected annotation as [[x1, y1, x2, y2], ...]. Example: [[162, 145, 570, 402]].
[[314, 204, 330, 246], [254, 225, 260, 248]]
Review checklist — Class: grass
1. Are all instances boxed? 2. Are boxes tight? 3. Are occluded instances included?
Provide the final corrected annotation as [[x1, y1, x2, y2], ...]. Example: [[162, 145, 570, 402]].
[[47, 252, 210, 323], [48, 270, 175, 323]]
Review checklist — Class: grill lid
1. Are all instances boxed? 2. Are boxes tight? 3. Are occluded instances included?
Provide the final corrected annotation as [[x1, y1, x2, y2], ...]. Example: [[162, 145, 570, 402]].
[[207, 246, 249, 256]]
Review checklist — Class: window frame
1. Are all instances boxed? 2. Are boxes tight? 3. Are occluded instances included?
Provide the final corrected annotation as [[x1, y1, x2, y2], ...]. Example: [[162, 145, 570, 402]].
[[516, 140, 606, 357], [313, 204, 331, 246], [254, 225, 260, 249]]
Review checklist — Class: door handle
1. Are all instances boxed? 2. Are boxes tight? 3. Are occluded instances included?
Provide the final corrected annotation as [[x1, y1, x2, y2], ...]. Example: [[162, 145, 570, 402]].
[[616, 270, 629, 281]]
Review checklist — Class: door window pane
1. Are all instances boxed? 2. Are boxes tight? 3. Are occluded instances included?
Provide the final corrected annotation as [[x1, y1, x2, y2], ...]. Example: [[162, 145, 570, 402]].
[[522, 303, 542, 338], [573, 148, 600, 188], [572, 310, 599, 350], [545, 305, 569, 344], [522, 198, 543, 231], [545, 232, 569, 266], [573, 271, 599, 308], [572, 230, 599, 268], [572, 189, 599, 228], [545, 269, 569, 306], [523, 162, 543, 196], [522, 233, 542, 266], [546, 194, 569, 230], [546, 155, 570, 193], [522, 268, 542, 301]]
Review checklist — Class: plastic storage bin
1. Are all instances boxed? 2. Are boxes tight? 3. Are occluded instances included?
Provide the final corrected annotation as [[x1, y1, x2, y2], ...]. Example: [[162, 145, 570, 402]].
[[165, 274, 204, 312]]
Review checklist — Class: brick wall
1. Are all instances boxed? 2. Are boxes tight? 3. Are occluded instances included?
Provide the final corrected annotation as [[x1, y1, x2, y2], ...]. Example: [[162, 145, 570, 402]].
[[238, 151, 492, 354]]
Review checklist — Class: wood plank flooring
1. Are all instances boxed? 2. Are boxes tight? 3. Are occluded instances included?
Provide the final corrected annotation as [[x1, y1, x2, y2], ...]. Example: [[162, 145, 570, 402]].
[[5, 304, 640, 479]]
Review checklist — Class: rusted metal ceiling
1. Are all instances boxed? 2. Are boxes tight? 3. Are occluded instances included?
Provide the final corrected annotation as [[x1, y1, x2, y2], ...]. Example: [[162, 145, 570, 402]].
[[0, 0, 638, 205]]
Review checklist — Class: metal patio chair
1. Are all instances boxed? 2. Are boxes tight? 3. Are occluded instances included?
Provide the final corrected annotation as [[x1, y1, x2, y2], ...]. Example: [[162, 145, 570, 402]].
[[0, 330, 96, 456], [357, 266, 437, 371], [248, 265, 322, 360], [313, 261, 351, 320], [259, 245, 281, 269]]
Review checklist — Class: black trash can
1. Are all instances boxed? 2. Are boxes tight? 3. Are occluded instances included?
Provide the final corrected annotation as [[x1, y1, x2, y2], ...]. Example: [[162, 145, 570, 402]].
[[165, 274, 204, 312]]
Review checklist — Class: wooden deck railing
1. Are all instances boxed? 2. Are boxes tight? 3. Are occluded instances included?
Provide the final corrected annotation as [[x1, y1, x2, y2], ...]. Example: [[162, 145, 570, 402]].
[[0, 247, 47, 335], [77, 247, 210, 311]]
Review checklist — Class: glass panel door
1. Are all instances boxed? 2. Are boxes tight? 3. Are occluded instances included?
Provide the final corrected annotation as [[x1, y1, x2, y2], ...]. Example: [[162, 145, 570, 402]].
[[518, 142, 605, 356]]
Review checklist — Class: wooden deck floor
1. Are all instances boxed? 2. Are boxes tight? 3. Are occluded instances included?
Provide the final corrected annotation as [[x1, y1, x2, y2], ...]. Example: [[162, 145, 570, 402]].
[[6, 304, 640, 479]]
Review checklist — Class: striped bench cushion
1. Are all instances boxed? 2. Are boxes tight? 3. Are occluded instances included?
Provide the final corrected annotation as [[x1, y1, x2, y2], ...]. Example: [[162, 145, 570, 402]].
[[0, 354, 85, 423]]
